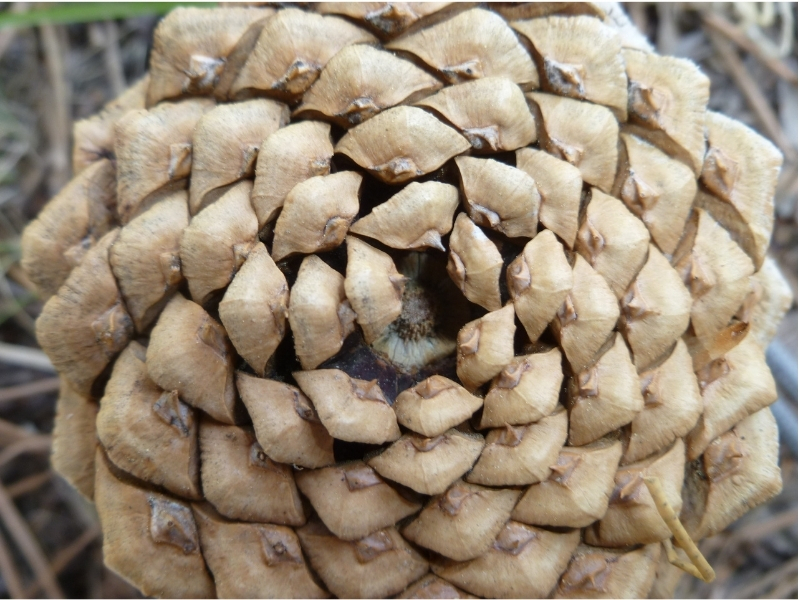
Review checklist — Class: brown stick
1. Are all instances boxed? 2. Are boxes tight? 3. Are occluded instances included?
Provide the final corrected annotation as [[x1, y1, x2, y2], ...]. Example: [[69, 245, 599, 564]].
[[702, 11, 798, 84], [0, 483, 63, 598], [0, 378, 60, 404], [707, 30, 797, 163]]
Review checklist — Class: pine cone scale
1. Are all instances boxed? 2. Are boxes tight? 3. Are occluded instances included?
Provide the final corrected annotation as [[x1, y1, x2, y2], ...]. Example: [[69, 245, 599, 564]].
[[24, 4, 789, 598]]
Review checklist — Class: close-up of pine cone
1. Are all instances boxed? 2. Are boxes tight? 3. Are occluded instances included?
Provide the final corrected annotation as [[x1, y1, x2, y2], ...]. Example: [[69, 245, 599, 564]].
[[12, 3, 795, 598]]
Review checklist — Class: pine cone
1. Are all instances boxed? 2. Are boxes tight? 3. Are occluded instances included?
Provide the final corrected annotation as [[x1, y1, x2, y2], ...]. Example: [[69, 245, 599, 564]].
[[22, 4, 792, 599]]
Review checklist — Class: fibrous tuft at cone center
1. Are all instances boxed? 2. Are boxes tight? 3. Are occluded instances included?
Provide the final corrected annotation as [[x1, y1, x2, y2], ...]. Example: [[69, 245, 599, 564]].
[[24, 3, 790, 598]]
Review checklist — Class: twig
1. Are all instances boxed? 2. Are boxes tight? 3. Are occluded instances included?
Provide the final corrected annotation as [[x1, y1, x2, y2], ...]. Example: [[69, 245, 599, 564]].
[[0, 377, 60, 404], [707, 30, 797, 163], [0, 343, 55, 372], [0, 482, 63, 598], [7, 470, 52, 499], [0, 529, 26, 599], [22, 525, 101, 599], [0, 435, 51, 469], [702, 11, 798, 84]]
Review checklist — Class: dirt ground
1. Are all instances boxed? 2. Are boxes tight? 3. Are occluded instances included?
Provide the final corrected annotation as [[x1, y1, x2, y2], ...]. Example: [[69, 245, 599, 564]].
[[0, 3, 795, 598]]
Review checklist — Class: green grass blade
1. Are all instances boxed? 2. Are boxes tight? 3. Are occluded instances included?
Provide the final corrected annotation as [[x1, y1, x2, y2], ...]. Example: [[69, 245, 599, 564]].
[[0, 2, 211, 30]]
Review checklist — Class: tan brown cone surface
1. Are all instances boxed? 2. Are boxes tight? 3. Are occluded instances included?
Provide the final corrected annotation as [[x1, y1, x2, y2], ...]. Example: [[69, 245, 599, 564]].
[[24, 4, 789, 599]]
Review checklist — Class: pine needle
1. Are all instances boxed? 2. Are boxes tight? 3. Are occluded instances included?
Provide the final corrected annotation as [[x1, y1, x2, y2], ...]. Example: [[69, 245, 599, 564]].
[[644, 476, 716, 583]]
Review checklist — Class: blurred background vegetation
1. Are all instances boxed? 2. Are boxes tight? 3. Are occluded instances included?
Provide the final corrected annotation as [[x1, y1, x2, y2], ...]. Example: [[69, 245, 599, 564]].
[[0, 2, 795, 598]]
